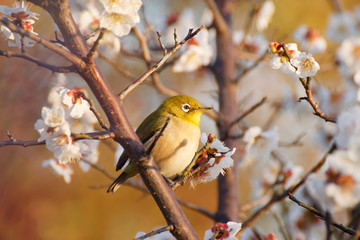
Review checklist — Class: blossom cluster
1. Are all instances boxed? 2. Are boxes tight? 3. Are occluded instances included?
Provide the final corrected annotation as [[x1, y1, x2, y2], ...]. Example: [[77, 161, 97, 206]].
[[135, 221, 242, 240], [188, 133, 235, 183], [34, 74, 99, 183], [306, 106, 360, 212], [269, 41, 320, 78], [0, 0, 39, 48]]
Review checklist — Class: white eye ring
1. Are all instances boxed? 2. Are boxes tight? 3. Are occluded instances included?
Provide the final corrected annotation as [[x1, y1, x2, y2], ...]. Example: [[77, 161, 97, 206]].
[[181, 103, 191, 113]]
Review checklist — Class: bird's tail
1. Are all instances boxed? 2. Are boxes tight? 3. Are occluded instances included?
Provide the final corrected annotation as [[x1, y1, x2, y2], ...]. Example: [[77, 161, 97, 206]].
[[107, 173, 128, 193]]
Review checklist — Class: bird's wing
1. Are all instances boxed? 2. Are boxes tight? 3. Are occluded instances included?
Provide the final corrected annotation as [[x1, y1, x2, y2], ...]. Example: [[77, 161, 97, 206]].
[[115, 112, 170, 171]]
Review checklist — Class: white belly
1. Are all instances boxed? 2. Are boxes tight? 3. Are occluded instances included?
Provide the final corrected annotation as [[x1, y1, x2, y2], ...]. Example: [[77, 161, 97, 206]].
[[151, 117, 200, 178]]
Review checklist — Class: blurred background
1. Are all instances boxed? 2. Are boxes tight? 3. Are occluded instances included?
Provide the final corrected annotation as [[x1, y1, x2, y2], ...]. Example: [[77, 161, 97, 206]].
[[0, 0, 359, 239]]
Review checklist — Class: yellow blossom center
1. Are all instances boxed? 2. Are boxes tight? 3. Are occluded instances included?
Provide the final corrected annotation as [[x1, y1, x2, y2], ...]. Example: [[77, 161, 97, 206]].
[[301, 58, 314, 71]]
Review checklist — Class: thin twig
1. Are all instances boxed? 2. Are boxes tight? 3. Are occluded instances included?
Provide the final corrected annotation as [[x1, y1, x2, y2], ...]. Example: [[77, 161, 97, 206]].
[[118, 25, 205, 100], [131, 26, 219, 121], [97, 50, 138, 82], [173, 28, 178, 46], [135, 225, 174, 240], [71, 131, 115, 140], [288, 193, 356, 236], [279, 133, 305, 147], [91, 172, 216, 220], [325, 211, 332, 240], [87, 28, 105, 62], [0, 16, 83, 66], [81, 159, 116, 180], [80, 92, 109, 131], [236, 51, 268, 83], [238, 142, 336, 234], [272, 211, 291, 240], [0, 131, 114, 148], [156, 31, 167, 55], [133, 27, 152, 63], [225, 97, 267, 138], [86, 27, 101, 40], [176, 197, 216, 219], [0, 50, 75, 73], [297, 77, 336, 123]]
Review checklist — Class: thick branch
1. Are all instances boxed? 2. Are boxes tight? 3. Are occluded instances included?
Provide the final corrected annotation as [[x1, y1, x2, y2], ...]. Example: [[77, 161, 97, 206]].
[[205, 0, 231, 35], [209, 0, 239, 222], [27, 1, 199, 238]]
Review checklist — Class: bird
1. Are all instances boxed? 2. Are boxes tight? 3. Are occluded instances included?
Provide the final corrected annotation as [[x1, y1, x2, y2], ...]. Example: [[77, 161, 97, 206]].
[[107, 95, 211, 193]]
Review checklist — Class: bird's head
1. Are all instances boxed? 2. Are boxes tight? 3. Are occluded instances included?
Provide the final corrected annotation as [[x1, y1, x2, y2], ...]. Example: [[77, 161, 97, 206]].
[[160, 95, 211, 126]]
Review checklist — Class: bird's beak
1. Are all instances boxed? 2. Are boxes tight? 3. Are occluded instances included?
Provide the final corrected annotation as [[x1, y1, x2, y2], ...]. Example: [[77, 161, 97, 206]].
[[198, 106, 213, 111]]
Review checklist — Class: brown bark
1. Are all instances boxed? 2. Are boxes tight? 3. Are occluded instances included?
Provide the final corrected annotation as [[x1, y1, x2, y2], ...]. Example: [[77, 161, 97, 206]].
[[213, 0, 240, 222], [28, 1, 198, 239]]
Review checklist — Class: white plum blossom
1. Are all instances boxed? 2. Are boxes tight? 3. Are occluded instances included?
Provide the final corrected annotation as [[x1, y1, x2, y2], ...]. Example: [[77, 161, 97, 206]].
[[0, 0, 39, 48], [53, 141, 82, 164], [99, 0, 142, 37], [282, 163, 304, 189], [290, 52, 320, 78], [78, 140, 100, 172], [34, 118, 71, 143], [307, 150, 360, 212], [354, 72, 360, 102], [256, 0, 275, 32], [58, 87, 89, 119], [0, 1, 39, 20], [242, 126, 279, 165], [292, 25, 327, 54], [41, 106, 66, 128], [173, 28, 213, 72], [334, 105, 360, 149], [337, 36, 360, 78], [203, 221, 242, 240], [202, 148, 235, 182], [233, 31, 268, 68], [199, 133, 235, 182], [269, 42, 300, 74], [42, 158, 74, 183], [326, 11, 358, 43], [306, 106, 360, 212], [170, 9, 215, 72]]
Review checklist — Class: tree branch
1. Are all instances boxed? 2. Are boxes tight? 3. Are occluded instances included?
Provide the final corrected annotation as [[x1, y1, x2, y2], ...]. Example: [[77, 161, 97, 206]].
[[205, 0, 231, 35], [239, 142, 336, 234], [119, 25, 205, 100], [0, 16, 84, 67], [298, 77, 336, 123], [26, 1, 199, 238], [135, 225, 174, 240], [0, 131, 115, 148], [80, 92, 109, 131], [225, 97, 267, 138], [288, 193, 356, 236], [0, 50, 75, 73]]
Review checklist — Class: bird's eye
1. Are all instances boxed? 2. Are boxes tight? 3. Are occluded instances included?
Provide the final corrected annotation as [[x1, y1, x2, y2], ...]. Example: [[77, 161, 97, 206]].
[[181, 103, 191, 113]]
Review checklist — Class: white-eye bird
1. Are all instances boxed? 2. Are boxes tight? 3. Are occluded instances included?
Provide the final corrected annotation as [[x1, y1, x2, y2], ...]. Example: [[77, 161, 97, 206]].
[[108, 95, 211, 193]]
